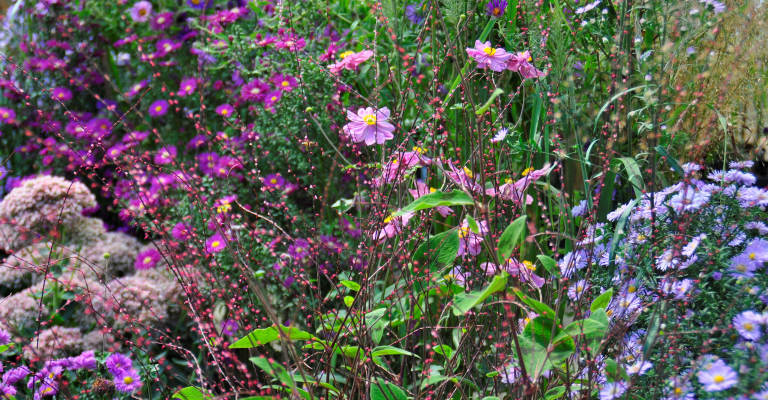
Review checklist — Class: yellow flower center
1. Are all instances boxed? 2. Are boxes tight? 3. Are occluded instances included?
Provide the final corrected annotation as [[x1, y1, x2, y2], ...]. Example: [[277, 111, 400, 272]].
[[270, 178, 278, 184], [383, 214, 393, 224], [714, 375, 724, 383], [459, 226, 470, 238], [212, 240, 221, 248], [483, 47, 497, 56], [492, 7, 501, 15], [736, 264, 747, 272], [271, 96, 277, 101], [221, 109, 229, 115], [674, 387, 683, 395], [463, 167, 474, 178], [744, 322, 754, 331], [636, 234, 646, 241], [429, 187, 437, 193], [413, 146, 427, 154], [143, 256, 152, 265], [217, 204, 232, 214], [749, 252, 756, 260], [521, 167, 534, 177], [124, 376, 134, 384], [157, 17, 165, 23], [44, 387, 54, 394], [155, 106, 162, 112], [1, 112, 7, 118], [339, 51, 354, 59], [523, 260, 535, 270], [139, 9, 147, 16], [505, 178, 513, 184], [362, 114, 377, 125], [628, 285, 636, 293], [185, 85, 192, 91], [282, 81, 290, 87]]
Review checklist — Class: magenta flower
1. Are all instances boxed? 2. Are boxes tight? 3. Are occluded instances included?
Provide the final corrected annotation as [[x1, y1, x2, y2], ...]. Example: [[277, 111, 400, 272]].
[[263, 91, 282, 109], [271, 74, 298, 92], [328, 50, 374, 74], [177, 77, 197, 97], [206, 232, 227, 253], [135, 248, 162, 270], [51, 87, 72, 102], [263, 173, 285, 189], [151, 12, 174, 30], [0, 107, 15, 123], [105, 353, 133, 375], [148, 99, 169, 117], [240, 79, 269, 102], [372, 212, 414, 241], [129, 1, 153, 22], [154, 145, 177, 165], [458, 218, 488, 256], [216, 103, 235, 117], [466, 40, 512, 72], [506, 51, 547, 79], [172, 222, 192, 240], [113, 369, 142, 393], [486, 164, 553, 205], [343, 107, 396, 145]]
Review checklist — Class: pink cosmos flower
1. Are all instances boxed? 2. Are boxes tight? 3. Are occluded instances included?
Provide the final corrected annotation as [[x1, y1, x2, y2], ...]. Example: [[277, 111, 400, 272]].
[[486, 164, 553, 205], [443, 161, 483, 193], [329, 50, 374, 74], [372, 212, 414, 241], [482, 259, 545, 288], [343, 107, 396, 145], [458, 218, 488, 256], [466, 40, 513, 72], [375, 149, 431, 186], [506, 51, 547, 79]]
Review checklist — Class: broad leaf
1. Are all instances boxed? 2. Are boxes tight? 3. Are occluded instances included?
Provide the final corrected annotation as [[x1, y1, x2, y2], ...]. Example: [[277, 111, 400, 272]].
[[372, 345, 417, 358], [513, 289, 556, 321], [452, 272, 508, 315], [393, 190, 474, 216], [230, 325, 316, 349], [172, 387, 209, 400], [370, 378, 408, 400], [590, 289, 613, 312], [340, 280, 361, 291], [497, 215, 527, 262]]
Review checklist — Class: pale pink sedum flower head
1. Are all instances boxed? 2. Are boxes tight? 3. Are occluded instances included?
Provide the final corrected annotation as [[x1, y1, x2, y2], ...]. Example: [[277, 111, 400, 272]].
[[466, 40, 513, 72], [343, 107, 396, 145], [329, 50, 374, 74]]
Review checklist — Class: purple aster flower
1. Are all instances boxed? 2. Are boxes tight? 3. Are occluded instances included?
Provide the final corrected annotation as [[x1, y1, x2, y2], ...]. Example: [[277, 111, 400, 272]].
[[745, 221, 768, 235], [35, 380, 58, 398], [113, 368, 142, 393], [567, 279, 590, 300], [0, 107, 15, 123], [466, 40, 513, 72], [205, 232, 227, 254], [51, 87, 72, 102], [187, 0, 213, 9], [263, 90, 282, 109], [575, 0, 601, 14], [178, 77, 197, 97], [342, 107, 396, 145], [743, 238, 768, 264], [271, 74, 298, 92], [697, 358, 738, 391], [486, 0, 507, 16], [154, 145, 177, 165], [599, 381, 627, 400], [240, 79, 269, 102], [0, 383, 15, 398], [105, 353, 133, 376], [129, 1, 153, 22], [288, 238, 311, 262], [151, 11, 174, 30], [664, 375, 694, 399], [626, 360, 653, 375], [135, 248, 162, 270], [148, 99, 169, 117], [0, 327, 9, 345], [737, 187, 768, 208], [405, 3, 425, 25], [68, 350, 97, 370], [216, 103, 234, 117], [3, 366, 31, 384], [172, 222, 192, 240], [730, 160, 754, 169], [221, 319, 238, 336], [733, 310, 764, 341]]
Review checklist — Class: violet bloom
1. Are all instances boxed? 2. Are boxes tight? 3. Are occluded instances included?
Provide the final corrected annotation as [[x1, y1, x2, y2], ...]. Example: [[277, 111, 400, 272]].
[[3, 366, 31, 384], [240, 79, 269, 102], [0, 327, 9, 345], [221, 319, 239, 336], [343, 107, 396, 145], [272, 74, 298, 92], [148, 99, 169, 117], [742, 238, 768, 264], [733, 310, 764, 341], [172, 222, 192, 240], [178, 77, 197, 97], [155, 145, 177, 165], [187, 0, 212, 9], [51, 87, 72, 102], [216, 103, 234, 117], [486, 0, 507, 16], [288, 238, 311, 262], [0, 107, 15, 123], [486, 165, 553, 205], [458, 218, 487, 257], [262, 173, 285, 189], [696, 358, 738, 391], [372, 212, 414, 241], [135, 248, 162, 270], [151, 12, 174, 30], [114, 368, 142, 393], [68, 350, 97, 370], [329, 50, 374, 74], [129, 1, 153, 22], [466, 40, 512, 72], [599, 381, 627, 400], [206, 232, 227, 253]]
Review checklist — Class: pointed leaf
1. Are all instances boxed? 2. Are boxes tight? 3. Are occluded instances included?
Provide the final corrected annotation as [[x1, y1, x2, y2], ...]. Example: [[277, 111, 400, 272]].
[[393, 190, 474, 216], [497, 216, 527, 262], [230, 325, 316, 349]]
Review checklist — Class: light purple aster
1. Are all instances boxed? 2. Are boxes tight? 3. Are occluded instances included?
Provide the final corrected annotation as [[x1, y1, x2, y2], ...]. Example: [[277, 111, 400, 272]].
[[737, 187, 768, 208], [3, 366, 31, 384], [114, 368, 142, 393], [599, 381, 627, 400], [0, 327, 9, 345], [342, 107, 396, 145], [697, 358, 738, 392], [68, 350, 97, 370], [742, 238, 768, 264], [105, 353, 134, 376], [733, 310, 764, 341]]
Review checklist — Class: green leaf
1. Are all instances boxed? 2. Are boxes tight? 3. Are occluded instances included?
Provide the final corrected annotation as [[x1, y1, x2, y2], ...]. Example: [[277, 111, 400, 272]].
[[393, 190, 474, 216], [612, 157, 645, 199], [0, 344, 13, 354], [517, 318, 575, 379], [340, 345, 364, 359], [372, 345, 418, 358], [512, 289, 556, 321], [536, 255, 559, 278], [465, 215, 480, 234], [340, 280, 361, 292], [433, 344, 454, 358], [475, 88, 505, 115], [452, 272, 508, 315], [604, 358, 629, 382], [655, 145, 684, 176], [249, 357, 293, 386], [172, 387, 209, 400], [414, 229, 460, 265], [590, 289, 613, 312], [556, 316, 609, 342], [344, 296, 354, 308], [230, 325, 316, 349], [497, 215, 527, 262], [370, 378, 408, 400], [544, 386, 567, 400]]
